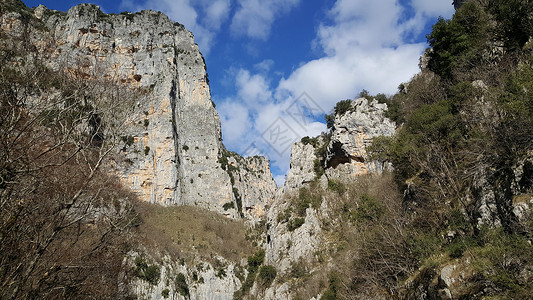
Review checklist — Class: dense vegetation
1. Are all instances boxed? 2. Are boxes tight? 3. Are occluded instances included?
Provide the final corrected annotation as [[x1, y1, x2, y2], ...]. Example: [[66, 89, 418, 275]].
[[351, 0, 533, 297]]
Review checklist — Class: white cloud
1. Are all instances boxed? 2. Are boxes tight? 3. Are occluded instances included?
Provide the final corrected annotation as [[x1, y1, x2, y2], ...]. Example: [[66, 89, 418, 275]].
[[278, 44, 425, 109], [217, 101, 251, 146], [218, 68, 326, 181], [230, 0, 300, 40], [411, 0, 455, 18], [236, 69, 272, 105], [277, 0, 454, 111], [254, 59, 274, 73], [202, 0, 231, 29]]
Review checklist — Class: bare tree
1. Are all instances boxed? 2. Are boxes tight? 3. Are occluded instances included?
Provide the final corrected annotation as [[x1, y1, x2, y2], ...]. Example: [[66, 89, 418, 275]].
[[0, 28, 141, 299]]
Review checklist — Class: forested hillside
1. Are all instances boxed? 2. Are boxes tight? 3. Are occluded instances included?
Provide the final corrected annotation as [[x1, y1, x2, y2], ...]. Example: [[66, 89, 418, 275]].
[[360, 0, 533, 297]]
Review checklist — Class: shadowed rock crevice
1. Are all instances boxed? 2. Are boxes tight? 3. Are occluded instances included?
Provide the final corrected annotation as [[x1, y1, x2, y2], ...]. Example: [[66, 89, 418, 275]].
[[326, 141, 364, 169]]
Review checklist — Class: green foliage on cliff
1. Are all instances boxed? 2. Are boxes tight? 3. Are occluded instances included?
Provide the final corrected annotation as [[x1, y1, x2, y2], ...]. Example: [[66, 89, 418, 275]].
[[358, 1, 533, 298], [257, 265, 277, 287], [175, 273, 189, 297], [134, 257, 161, 285]]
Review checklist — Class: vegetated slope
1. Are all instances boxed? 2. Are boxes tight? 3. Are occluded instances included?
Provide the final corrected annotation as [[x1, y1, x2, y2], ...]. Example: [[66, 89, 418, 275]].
[[256, 1, 533, 299]]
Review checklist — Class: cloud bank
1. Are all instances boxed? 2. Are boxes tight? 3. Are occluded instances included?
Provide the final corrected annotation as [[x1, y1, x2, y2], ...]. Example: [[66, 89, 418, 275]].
[[230, 0, 300, 40]]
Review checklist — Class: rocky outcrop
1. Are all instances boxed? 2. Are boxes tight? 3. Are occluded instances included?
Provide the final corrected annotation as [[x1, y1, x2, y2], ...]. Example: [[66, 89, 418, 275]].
[[220, 152, 278, 219], [264, 193, 323, 273], [4, 3, 277, 218], [125, 253, 244, 300], [285, 97, 396, 189], [285, 141, 319, 190], [471, 156, 533, 230], [324, 98, 396, 180]]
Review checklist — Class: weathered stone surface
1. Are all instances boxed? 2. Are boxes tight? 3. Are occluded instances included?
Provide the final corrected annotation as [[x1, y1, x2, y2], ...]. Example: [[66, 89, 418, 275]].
[[285, 97, 396, 190], [325, 98, 396, 180], [127, 253, 243, 300], [11, 3, 277, 218], [285, 142, 318, 190], [264, 193, 323, 273], [223, 153, 278, 219]]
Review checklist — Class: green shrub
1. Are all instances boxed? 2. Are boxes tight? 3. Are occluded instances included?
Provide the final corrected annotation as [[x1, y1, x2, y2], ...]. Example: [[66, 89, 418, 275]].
[[235, 250, 266, 299], [374, 93, 389, 104], [327, 179, 346, 195], [426, 1, 489, 79], [175, 273, 189, 297], [143, 265, 160, 285], [301, 136, 319, 147], [333, 99, 353, 116], [247, 249, 265, 273], [134, 257, 160, 285], [297, 187, 322, 213], [359, 89, 372, 101], [446, 236, 478, 258], [314, 159, 325, 178], [144, 146, 150, 155], [182, 145, 189, 151], [257, 265, 277, 287], [351, 193, 384, 222], [407, 232, 442, 261], [320, 272, 341, 300], [222, 202, 235, 210], [287, 217, 305, 231], [121, 135, 134, 146], [134, 257, 148, 272], [216, 267, 226, 278], [161, 288, 169, 298], [277, 208, 291, 224], [234, 271, 256, 300], [325, 113, 335, 128]]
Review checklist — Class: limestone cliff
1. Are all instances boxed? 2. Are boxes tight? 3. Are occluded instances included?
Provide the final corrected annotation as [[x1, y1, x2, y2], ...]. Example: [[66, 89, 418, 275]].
[[285, 97, 396, 190], [259, 97, 396, 299], [324, 98, 396, 179], [285, 141, 319, 190], [7, 3, 277, 217]]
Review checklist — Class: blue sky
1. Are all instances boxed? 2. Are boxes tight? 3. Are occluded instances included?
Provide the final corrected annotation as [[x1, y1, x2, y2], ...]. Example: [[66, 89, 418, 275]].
[[22, 0, 454, 185]]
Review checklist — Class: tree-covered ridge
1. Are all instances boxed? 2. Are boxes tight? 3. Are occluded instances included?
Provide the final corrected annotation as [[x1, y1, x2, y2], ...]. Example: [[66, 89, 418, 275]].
[[350, 0, 533, 297]]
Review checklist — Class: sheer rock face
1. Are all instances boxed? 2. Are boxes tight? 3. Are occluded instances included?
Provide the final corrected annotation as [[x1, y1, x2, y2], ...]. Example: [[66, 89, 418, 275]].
[[11, 4, 277, 217], [285, 142, 318, 190]]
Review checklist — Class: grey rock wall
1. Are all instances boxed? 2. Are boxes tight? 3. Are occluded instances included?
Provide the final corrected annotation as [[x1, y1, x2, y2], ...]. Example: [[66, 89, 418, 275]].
[[324, 98, 396, 180], [22, 4, 276, 218], [285, 142, 318, 191], [126, 253, 243, 300], [285, 97, 396, 189]]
